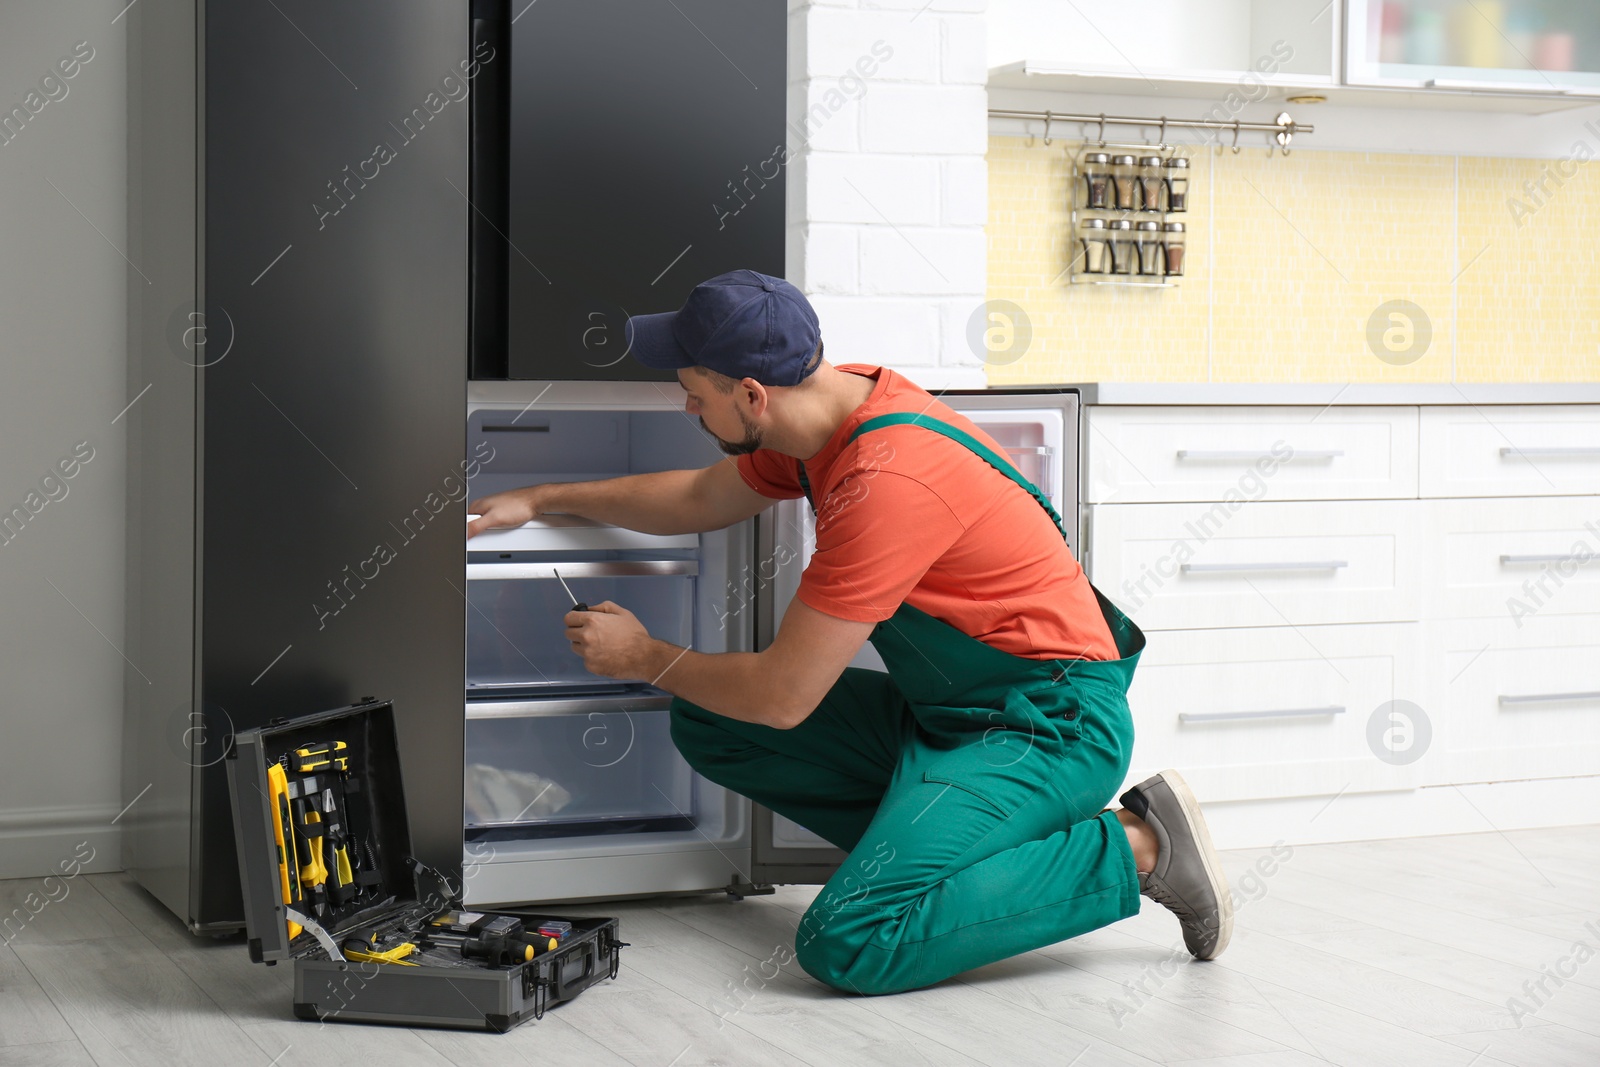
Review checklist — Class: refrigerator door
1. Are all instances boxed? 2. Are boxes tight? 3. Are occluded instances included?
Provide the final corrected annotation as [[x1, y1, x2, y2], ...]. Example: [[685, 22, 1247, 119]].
[[493, 0, 786, 381], [462, 382, 759, 905], [750, 388, 1083, 884]]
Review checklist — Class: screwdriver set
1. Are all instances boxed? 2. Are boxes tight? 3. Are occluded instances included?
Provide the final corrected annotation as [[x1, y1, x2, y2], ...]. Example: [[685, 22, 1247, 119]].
[[228, 698, 624, 1032]]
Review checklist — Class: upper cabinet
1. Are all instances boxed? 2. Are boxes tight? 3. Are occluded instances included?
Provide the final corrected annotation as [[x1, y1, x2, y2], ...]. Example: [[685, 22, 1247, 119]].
[[989, 0, 1600, 109], [989, 0, 1338, 98], [1345, 0, 1600, 97]]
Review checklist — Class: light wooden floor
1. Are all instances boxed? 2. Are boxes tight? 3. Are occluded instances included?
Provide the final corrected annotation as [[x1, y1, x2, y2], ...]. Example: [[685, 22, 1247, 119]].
[[2, 826, 1597, 1067]]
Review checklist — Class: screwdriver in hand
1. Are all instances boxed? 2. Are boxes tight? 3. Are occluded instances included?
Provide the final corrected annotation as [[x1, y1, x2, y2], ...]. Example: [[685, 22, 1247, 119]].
[[553, 569, 587, 612]]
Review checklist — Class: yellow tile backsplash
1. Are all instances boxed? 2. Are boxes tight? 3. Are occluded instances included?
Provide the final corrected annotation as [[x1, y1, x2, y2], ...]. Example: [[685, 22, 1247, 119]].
[[986, 136, 1600, 384]]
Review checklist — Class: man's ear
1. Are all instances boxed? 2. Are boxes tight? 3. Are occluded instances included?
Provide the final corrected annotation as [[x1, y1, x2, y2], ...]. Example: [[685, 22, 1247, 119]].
[[739, 378, 770, 418]]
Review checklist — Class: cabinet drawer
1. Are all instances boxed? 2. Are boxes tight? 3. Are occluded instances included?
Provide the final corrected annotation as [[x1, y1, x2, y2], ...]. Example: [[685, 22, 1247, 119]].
[[1088, 500, 1421, 631], [1424, 614, 1600, 785], [1421, 497, 1600, 620], [1085, 406, 1418, 504], [1420, 405, 1600, 498], [1122, 623, 1424, 803]]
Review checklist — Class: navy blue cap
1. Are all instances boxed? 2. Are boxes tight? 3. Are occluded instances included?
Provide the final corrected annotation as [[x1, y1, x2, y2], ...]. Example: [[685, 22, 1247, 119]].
[[625, 270, 822, 387]]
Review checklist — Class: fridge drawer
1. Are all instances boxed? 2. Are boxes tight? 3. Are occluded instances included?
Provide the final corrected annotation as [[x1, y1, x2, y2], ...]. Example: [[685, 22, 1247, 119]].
[[465, 561, 696, 694], [464, 697, 694, 836]]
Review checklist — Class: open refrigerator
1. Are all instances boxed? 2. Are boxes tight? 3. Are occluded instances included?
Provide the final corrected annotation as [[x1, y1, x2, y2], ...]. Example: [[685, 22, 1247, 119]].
[[461, 380, 1081, 905]]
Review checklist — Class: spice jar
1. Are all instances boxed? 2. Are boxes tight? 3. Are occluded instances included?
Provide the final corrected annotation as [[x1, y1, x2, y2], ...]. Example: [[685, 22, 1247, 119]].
[[1108, 219, 1136, 275], [1138, 156, 1165, 212], [1111, 155, 1139, 211], [1079, 218, 1110, 274], [1164, 157, 1191, 212], [1137, 220, 1163, 276], [1162, 221, 1186, 277], [1081, 152, 1112, 210]]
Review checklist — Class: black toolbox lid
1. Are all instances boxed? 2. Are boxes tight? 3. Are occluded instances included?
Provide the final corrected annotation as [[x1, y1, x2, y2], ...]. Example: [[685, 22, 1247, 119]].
[[227, 699, 430, 963]]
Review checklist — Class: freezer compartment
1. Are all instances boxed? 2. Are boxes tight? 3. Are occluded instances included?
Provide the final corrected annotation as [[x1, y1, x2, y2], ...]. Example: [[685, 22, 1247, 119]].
[[465, 405, 716, 555], [466, 561, 696, 695], [464, 698, 694, 839], [468, 407, 718, 493]]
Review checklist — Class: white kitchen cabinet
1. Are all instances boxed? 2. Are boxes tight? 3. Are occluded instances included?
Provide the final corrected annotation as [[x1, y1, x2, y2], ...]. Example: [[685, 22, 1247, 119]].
[[987, 0, 1339, 94], [1126, 622, 1424, 802], [1086, 406, 1419, 504], [1421, 496, 1600, 620], [1420, 405, 1600, 498], [1424, 612, 1600, 785], [1345, 0, 1600, 97], [1088, 499, 1421, 630], [1083, 397, 1598, 843]]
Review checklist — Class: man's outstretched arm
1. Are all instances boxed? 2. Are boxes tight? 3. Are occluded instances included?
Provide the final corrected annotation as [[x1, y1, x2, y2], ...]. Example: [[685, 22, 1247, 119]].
[[468, 457, 772, 538]]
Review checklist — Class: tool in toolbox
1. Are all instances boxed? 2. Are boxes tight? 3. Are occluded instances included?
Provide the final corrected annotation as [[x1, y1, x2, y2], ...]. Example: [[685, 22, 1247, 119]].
[[341, 941, 420, 966], [553, 568, 587, 612], [277, 739, 381, 925], [292, 740, 348, 773], [423, 915, 560, 966], [227, 698, 628, 1032], [288, 778, 329, 913], [266, 763, 304, 941]]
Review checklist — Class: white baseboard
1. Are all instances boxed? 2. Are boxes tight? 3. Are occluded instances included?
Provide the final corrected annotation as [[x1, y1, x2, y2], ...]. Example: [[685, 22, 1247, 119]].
[[1202, 775, 1600, 851], [0, 806, 125, 881]]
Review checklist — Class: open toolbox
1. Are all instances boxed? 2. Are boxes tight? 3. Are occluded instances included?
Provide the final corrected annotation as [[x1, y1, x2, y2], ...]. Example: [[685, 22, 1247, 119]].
[[226, 698, 625, 1032]]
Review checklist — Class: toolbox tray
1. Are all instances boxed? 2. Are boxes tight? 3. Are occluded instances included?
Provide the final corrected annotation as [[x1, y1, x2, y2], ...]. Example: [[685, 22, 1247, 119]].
[[227, 698, 624, 1032]]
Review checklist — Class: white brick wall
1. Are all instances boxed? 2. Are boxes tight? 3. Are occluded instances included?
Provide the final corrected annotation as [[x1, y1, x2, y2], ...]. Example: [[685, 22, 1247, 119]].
[[788, 0, 989, 389]]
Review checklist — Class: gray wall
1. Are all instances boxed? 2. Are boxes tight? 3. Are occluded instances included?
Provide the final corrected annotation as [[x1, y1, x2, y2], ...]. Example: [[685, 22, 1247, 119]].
[[0, 1, 127, 877]]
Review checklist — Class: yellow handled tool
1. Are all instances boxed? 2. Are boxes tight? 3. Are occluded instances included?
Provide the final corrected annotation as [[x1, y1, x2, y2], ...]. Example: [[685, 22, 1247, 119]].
[[292, 740, 348, 774], [297, 800, 328, 891], [343, 942, 418, 966], [266, 763, 303, 940]]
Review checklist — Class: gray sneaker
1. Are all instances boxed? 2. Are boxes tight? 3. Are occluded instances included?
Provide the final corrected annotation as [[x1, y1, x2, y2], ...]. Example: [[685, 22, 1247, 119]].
[[1119, 770, 1233, 960]]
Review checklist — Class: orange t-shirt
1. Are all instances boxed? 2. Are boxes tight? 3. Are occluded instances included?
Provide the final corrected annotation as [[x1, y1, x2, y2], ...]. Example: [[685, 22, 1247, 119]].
[[736, 365, 1118, 661]]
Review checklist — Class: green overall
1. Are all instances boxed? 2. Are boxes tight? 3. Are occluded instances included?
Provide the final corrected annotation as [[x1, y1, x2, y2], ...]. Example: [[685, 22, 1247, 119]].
[[669, 413, 1147, 995]]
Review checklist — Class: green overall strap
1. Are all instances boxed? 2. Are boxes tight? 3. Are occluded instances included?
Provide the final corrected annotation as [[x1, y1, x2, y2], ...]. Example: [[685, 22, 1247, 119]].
[[846, 412, 1069, 541]]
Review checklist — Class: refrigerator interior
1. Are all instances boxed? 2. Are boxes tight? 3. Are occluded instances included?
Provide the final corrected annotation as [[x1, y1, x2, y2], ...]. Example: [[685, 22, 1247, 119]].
[[461, 395, 755, 904]]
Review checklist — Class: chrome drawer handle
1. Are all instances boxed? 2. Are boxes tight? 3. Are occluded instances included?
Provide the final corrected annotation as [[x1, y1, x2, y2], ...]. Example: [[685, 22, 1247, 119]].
[[1499, 691, 1600, 706], [1500, 554, 1590, 566], [1500, 446, 1600, 459], [1176, 449, 1344, 461], [1180, 706, 1346, 724], [466, 560, 698, 581], [1181, 561, 1349, 574]]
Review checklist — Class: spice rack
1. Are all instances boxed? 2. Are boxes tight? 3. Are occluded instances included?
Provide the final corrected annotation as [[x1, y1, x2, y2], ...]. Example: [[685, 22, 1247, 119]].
[[1069, 142, 1188, 288]]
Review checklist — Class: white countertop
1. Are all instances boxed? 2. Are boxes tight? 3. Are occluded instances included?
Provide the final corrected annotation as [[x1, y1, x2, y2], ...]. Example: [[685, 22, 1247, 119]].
[[1054, 382, 1600, 406]]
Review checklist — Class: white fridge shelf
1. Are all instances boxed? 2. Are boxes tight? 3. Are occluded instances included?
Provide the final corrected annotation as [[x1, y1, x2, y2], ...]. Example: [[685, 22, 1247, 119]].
[[467, 514, 698, 552]]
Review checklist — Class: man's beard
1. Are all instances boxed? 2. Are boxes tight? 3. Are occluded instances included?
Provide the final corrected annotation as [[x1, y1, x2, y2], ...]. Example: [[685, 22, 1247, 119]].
[[701, 412, 764, 456]]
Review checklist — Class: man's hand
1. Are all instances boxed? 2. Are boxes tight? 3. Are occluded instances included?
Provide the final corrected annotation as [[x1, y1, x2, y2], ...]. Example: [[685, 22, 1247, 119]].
[[467, 487, 544, 539], [565, 601, 660, 680]]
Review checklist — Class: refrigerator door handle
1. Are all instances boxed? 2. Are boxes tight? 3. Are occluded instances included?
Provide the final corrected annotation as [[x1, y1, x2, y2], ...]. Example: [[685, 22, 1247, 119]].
[[465, 560, 699, 581]]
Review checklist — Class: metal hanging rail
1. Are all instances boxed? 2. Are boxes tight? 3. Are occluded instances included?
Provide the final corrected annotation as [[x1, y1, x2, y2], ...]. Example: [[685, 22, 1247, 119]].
[[987, 108, 1313, 153]]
